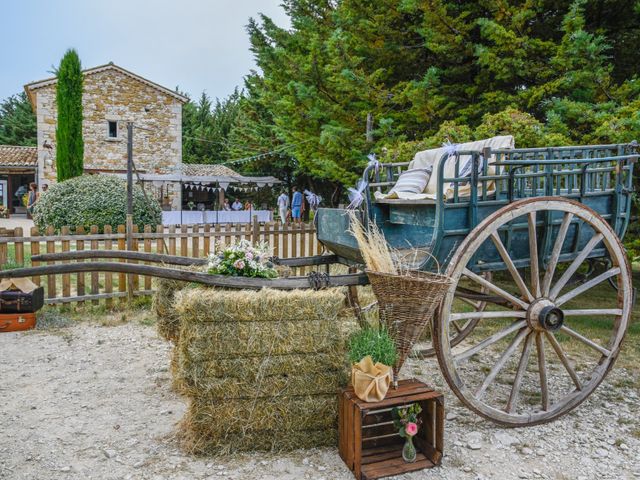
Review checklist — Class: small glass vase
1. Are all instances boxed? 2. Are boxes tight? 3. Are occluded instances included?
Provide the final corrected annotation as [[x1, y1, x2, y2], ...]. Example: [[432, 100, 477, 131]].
[[402, 436, 417, 463]]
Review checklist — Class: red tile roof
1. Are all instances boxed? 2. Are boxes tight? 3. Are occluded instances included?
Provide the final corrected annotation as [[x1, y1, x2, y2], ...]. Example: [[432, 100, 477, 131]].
[[0, 145, 37, 168]]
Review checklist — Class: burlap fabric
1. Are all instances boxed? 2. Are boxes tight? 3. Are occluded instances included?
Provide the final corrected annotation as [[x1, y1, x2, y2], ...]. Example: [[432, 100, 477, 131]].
[[351, 355, 392, 402]]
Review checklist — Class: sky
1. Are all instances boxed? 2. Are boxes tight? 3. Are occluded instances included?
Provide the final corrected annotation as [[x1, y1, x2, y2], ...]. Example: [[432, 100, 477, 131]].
[[0, 0, 290, 102]]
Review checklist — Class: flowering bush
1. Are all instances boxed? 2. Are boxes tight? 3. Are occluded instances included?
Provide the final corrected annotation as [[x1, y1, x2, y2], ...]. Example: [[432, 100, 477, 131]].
[[206, 239, 278, 279], [33, 175, 161, 233]]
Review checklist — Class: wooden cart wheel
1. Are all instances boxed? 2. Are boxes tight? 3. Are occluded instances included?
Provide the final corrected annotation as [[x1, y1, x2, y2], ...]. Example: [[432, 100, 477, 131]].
[[412, 272, 491, 358], [434, 197, 632, 427]]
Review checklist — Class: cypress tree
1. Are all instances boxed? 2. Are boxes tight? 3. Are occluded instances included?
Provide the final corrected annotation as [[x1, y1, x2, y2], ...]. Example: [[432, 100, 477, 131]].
[[55, 49, 84, 182]]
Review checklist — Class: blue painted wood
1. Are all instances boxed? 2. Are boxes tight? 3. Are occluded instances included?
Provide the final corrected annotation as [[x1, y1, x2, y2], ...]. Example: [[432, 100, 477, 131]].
[[316, 142, 637, 274]]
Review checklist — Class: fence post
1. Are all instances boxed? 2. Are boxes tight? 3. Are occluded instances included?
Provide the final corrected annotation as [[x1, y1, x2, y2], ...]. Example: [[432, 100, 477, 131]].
[[0, 228, 9, 265], [168, 225, 176, 256], [14, 227, 24, 266], [61, 226, 71, 300], [203, 224, 211, 256], [252, 215, 259, 243], [282, 222, 289, 259], [126, 215, 134, 301], [156, 224, 166, 256], [76, 226, 86, 306], [30, 227, 40, 286], [131, 224, 139, 295], [91, 225, 99, 305], [46, 226, 56, 302], [117, 224, 127, 304], [104, 225, 113, 309], [180, 225, 188, 257], [144, 225, 152, 292], [192, 224, 200, 258]]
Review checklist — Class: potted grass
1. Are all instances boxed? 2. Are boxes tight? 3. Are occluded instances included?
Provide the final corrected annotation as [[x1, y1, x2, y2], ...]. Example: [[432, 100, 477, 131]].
[[348, 326, 397, 402]]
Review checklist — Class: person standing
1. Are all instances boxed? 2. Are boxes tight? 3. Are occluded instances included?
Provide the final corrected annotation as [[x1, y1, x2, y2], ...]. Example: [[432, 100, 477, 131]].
[[277, 190, 289, 224], [291, 186, 303, 224], [27, 183, 39, 218]]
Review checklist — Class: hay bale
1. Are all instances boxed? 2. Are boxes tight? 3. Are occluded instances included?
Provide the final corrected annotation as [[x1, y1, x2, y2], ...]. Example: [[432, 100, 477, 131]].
[[173, 287, 357, 453], [153, 278, 190, 342], [178, 370, 347, 399], [175, 287, 348, 323], [181, 395, 338, 454]]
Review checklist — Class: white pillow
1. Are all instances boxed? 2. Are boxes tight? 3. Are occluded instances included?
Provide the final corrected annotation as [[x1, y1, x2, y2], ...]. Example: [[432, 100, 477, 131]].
[[389, 167, 432, 196]]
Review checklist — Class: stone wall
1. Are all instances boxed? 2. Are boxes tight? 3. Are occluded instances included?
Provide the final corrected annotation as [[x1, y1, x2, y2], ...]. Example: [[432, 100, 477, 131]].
[[34, 68, 183, 209]]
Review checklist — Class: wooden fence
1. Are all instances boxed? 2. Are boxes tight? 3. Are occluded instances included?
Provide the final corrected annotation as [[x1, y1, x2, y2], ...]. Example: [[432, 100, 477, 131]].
[[0, 219, 322, 306]]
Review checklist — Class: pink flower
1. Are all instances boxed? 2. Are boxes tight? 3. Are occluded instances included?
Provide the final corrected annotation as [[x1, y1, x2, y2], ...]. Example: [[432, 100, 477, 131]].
[[245, 252, 254, 261], [405, 422, 418, 436], [233, 259, 246, 270]]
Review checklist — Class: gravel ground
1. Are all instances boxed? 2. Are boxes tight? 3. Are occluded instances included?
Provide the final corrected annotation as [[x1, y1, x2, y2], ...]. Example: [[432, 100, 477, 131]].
[[1, 321, 639, 480]]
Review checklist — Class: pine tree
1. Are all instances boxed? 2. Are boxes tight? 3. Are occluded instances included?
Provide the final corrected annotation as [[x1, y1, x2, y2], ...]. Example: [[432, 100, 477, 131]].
[[55, 49, 84, 182], [0, 92, 36, 146]]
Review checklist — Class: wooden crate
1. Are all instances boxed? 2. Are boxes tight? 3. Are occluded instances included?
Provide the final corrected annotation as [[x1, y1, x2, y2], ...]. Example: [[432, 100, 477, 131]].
[[339, 379, 444, 480]]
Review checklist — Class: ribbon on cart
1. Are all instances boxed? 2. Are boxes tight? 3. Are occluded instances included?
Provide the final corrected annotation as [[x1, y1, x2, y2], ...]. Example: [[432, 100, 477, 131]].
[[347, 179, 368, 209], [304, 189, 322, 209], [367, 153, 380, 175]]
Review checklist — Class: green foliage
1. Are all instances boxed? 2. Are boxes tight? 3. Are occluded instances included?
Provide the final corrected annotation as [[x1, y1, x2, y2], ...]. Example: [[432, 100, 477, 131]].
[[182, 88, 243, 164], [242, 0, 640, 197], [348, 326, 398, 366], [32, 175, 161, 233], [0, 92, 36, 146], [1, 258, 24, 271], [55, 49, 84, 182]]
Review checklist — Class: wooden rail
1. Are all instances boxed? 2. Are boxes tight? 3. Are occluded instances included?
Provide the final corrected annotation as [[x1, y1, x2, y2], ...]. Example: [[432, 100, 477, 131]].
[[0, 220, 325, 305], [0, 262, 367, 290]]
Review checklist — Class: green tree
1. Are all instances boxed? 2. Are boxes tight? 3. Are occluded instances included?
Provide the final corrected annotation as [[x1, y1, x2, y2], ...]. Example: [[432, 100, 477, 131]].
[[182, 88, 243, 164], [0, 92, 36, 146], [244, 0, 639, 199], [55, 49, 84, 182]]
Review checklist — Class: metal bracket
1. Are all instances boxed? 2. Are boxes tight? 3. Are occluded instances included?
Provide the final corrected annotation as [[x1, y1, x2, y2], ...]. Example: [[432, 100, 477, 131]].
[[307, 271, 330, 290]]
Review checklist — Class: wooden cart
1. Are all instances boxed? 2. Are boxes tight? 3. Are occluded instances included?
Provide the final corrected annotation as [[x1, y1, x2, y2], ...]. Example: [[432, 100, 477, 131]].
[[317, 141, 638, 426]]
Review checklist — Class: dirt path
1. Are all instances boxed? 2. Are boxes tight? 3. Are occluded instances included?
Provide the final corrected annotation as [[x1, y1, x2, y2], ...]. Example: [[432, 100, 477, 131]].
[[1, 322, 638, 480]]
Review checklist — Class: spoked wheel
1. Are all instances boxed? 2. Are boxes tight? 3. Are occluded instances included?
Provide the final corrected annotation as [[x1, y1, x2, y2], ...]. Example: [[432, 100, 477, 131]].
[[434, 197, 632, 427], [412, 273, 491, 358]]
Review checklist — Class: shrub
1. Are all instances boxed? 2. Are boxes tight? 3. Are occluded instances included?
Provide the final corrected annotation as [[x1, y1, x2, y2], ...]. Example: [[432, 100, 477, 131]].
[[33, 175, 161, 233], [348, 326, 397, 366]]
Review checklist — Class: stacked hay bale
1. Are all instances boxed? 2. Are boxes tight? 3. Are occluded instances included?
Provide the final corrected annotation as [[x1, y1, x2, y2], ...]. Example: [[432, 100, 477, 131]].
[[153, 277, 190, 343], [173, 287, 357, 454]]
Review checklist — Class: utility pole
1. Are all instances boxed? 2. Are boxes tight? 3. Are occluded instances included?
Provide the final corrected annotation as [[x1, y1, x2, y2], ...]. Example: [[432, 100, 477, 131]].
[[126, 122, 134, 300], [127, 122, 134, 220], [366, 113, 374, 143]]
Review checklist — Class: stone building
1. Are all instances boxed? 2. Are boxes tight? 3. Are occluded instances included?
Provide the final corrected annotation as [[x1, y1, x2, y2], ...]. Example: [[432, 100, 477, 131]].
[[23, 62, 188, 209]]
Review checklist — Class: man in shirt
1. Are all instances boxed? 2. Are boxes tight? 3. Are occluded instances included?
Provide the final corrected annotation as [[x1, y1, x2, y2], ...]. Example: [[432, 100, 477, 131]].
[[231, 199, 243, 211], [277, 190, 290, 224], [291, 186, 303, 223]]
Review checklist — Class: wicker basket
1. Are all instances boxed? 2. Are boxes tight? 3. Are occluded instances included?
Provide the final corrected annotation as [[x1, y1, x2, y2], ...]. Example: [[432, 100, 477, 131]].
[[366, 270, 452, 381]]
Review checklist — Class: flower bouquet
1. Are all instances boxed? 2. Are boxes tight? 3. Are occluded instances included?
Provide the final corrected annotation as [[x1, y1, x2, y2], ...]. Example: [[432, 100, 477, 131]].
[[206, 239, 278, 279], [0, 205, 9, 219], [392, 403, 423, 463]]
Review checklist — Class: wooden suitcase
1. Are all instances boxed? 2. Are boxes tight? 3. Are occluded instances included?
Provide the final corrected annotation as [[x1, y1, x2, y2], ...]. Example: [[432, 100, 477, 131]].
[[0, 313, 37, 332], [0, 287, 45, 313]]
